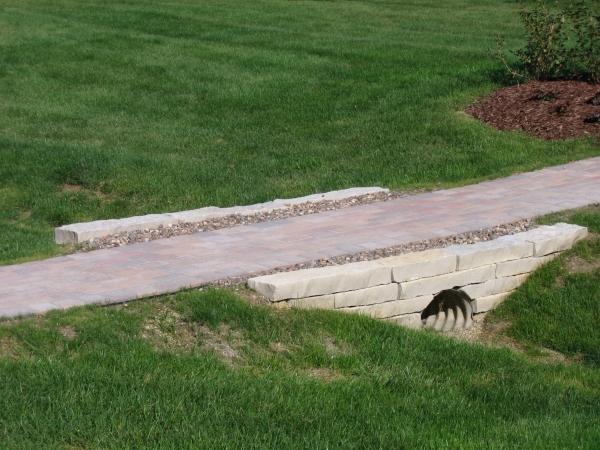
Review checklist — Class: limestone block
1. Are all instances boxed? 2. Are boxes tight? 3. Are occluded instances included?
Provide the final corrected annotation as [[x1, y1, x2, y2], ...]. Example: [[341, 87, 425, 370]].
[[287, 295, 335, 309], [54, 227, 81, 245], [441, 236, 533, 270], [274, 187, 388, 205], [554, 222, 588, 240], [223, 202, 289, 217], [333, 284, 398, 308], [460, 275, 524, 299], [168, 207, 227, 223], [384, 313, 423, 329], [399, 265, 496, 299], [471, 291, 513, 314], [379, 250, 457, 282], [55, 214, 173, 244], [496, 254, 555, 278], [344, 295, 433, 319], [510, 223, 587, 256], [247, 261, 392, 301]]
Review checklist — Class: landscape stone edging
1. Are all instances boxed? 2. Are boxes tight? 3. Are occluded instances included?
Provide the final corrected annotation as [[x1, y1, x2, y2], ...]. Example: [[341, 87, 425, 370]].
[[247, 223, 587, 328], [54, 187, 389, 244], [211, 220, 537, 288]]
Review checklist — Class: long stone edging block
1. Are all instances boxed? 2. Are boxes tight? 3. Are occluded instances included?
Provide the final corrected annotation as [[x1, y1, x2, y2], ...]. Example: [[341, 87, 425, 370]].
[[495, 254, 556, 278], [248, 260, 392, 301], [384, 313, 422, 329], [509, 223, 587, 256], [55, 187, 388, 244], [333, 284, 398, 308], [399, 265, 496, 299], [459, 274, 527, 299], [287, 295, 335, 310], [471, 292, 514, 314], [383, 250, 457, 282], [440, 236, 533, 270], [342, 295, 434, 319]]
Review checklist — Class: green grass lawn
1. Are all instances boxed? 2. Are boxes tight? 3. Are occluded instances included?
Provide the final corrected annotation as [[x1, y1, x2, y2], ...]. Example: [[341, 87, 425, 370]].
[[1, 287, 599, 448], [489, 205, 600, 368], [1, 0, 599, 265]]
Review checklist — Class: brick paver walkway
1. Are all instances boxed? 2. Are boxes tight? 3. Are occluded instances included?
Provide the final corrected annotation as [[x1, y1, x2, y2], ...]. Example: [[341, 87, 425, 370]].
[[1, 158, 600, 318]]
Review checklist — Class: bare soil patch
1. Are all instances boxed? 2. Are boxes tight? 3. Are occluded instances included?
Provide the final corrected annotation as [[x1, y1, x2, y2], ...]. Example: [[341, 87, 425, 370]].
[[0, 336, 17, 359], [0, 336, 28, 360], [468, 80, 600, 140], [445, 313, 571, 365], [324, 337, 353, 357], [563, 233, 600, 275], [62, 183, 107, 201], [59, 326, 77, 339], [62, 184, 85, 193], [306, 367, 344, 382], [230, 286, 271, 306], [140, 304, 247, 366], [141, 307, 199, 353]]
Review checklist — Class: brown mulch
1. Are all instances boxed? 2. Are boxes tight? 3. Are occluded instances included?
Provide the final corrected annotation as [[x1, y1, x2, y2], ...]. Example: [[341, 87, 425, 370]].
[[467, 80, 600, 140]]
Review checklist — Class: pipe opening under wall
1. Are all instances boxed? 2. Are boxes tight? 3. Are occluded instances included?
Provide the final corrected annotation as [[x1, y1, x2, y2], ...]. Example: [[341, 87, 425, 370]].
[[421, 288, 474, 331]]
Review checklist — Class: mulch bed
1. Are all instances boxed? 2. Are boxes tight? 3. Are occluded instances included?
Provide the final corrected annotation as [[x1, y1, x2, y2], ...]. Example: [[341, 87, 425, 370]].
[[467, 80, 600, 140]]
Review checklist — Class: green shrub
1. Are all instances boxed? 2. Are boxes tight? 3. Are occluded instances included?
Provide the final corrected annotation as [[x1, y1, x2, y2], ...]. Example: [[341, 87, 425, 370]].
[[492, 0, 600, 82], [571, 1, 600, 82]]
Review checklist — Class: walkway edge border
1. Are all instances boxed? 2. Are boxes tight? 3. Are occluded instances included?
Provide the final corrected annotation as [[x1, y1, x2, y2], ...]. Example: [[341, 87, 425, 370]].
[[55, 187, 388, 244]]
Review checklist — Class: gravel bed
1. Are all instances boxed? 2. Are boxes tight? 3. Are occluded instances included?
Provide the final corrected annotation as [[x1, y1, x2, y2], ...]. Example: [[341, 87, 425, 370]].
[[210, 219, 538, 287], [79, 190, 423, 252]]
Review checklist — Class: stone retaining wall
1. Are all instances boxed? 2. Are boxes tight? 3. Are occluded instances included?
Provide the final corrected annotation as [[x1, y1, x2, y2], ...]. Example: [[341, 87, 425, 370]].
[[248, 223, 587, 328]]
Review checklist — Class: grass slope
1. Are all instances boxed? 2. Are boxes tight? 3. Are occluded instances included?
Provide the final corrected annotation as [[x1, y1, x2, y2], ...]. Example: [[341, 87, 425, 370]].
[[490, 205, 600, 368], [1, 288, 599, 448], [1, 209, 599, 448], [1, 0, 599, 265]]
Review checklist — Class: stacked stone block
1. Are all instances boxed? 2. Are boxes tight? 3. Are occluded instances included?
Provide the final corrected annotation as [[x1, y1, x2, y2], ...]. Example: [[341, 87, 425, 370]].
[[248, 223, 587, 329]]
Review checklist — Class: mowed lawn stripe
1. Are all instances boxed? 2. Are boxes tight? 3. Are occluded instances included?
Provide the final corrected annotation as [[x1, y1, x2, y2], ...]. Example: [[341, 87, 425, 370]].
[[1, 0, 599, 265]]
